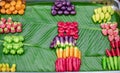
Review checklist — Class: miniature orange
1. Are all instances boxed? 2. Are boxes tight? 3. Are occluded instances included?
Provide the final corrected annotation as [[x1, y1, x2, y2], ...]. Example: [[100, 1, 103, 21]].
[[6, 9, 11, 14], [0, 1, 6, 6], [10, 6, 15, 12], [1, 8, 6, 14], [21, 4, 26, 9], [12, 10, 18, 14], [10, 0, 16, 6], [4, 3, 10, 9], [15, 4, 21, 10], [18, 9, 24, 15]]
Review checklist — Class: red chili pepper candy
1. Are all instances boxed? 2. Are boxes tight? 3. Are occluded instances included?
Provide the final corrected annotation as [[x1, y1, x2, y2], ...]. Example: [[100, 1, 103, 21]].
[[110, 41, 115, 49], [72, 57, 77, 71], [62, 58, 66, 72], [76, 58, 81, 71], [66, 57, 69, 71], [106, 49, 112, 57], [111, 49, 116, 56], [116, 48, 120, 56], [55, 58, 59, 72], [68, 57, 73, 72]]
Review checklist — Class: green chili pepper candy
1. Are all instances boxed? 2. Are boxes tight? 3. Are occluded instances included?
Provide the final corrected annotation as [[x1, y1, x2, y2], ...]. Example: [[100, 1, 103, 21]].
[[102, 56, 107, 70], [113, 56, 117, 70], [19, 36, 24, 42], [17, 48, 24, 55], [107, 57, 111, 70], [4, 36, 12, 43], [118, 56, 120, 70], [13, 43, 20, 50], [10, 49, 16, 55], [13, 36, 19, 43], [6, 44, 12, 49], [3, 48, 9, 54], [109, 57, 114, 70]]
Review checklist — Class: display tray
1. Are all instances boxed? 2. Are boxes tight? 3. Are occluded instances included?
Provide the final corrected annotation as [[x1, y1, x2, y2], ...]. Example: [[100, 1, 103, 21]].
[[0, 2, 120, 72]]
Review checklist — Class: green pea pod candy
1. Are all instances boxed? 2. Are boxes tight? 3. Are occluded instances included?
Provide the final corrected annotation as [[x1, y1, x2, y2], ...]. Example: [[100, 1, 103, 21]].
[[113, 56, 117, 70], [102, 56, 107, 70], [109, 57, 114, 70], [118, 56, 120, 70], [107, 57, 111, 70]]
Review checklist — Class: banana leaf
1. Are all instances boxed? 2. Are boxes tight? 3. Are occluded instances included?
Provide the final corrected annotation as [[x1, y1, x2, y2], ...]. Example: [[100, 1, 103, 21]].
[[0, 2, 120, 72]]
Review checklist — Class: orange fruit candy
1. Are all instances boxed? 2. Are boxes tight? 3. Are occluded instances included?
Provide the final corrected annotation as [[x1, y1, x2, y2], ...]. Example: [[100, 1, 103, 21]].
[[1, 8, 6, 14], [18, 9, 24, 15]]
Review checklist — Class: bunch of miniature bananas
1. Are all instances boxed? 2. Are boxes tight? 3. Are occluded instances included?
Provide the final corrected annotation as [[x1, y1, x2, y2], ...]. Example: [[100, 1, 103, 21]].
[[0, 63, 16, 72], [92, 6, 114, 23]]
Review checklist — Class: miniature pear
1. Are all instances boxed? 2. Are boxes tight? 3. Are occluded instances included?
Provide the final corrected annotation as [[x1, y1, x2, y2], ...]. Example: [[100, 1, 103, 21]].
[[92, 15, 96, 23], [102, 6, 107, 13], [95, 14, 100, 21], [97, 8, 102, 13]]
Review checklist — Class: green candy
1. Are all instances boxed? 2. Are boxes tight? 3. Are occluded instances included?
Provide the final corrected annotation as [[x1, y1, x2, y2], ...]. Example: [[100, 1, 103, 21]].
[[107, 57, 111, 70], [102, 56, 107, 70], [13, 36, 19, 43], [3, 42, 8, 47], [118, 56, 120, 70], [19, 36, 24, 42], [113, 56, 118, 70], [13, 43, 20, 50], [3, 48, 9, 54], [6, 44, 12, 49], [17, 48, 24, 55], [4, 36, 12, 43], [109, 57, 114, 70], [18, 42, 23, 47], [10, 49, 16, 55]]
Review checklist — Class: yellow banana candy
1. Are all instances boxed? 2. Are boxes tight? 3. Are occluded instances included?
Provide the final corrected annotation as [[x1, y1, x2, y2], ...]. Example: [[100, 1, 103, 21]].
[[95, 14, 100, 21], [94, 9, 98, 14], [102, 6, 107, 13], [92, 15, 96, 23], [100, 12, 104, 20], [97, 8, 102, 13], [105, 12, 110, 19]]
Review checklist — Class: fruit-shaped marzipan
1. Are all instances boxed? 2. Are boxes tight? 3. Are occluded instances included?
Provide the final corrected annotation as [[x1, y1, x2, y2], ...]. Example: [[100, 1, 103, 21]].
[[92, 15, 96, 23], [94, 9, 98, 14], [107, 6, 114, 15], [97, 8, 102, 13], [102, 6, 107, 13], [105, 12, 110, 19], [95, 14, 100, 21], [100, 12, 104, 20]]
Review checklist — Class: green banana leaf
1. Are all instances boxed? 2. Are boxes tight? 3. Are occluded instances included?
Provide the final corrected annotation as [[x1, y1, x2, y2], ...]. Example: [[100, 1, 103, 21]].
[[0, 2, 120, 72]]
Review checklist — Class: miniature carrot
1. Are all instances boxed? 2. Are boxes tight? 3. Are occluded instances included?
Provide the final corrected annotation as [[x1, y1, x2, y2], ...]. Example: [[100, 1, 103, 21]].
[[56, 49, 60, 58], [65, 46, 70, 58], [70, 46, 74, 57], [59, 48, 63, 58], [78, 50, 81, 59], [63, 49, 66, 58], [74, 47, 78, 58]]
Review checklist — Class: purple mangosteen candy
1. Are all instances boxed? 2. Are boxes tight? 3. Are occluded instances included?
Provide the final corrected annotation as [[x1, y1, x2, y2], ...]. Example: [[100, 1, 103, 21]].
[[64, 10, 69, 15], [58, 10, 63, 15], [51, 10, 57, 15], [70, 10, 76, 15]]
